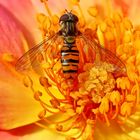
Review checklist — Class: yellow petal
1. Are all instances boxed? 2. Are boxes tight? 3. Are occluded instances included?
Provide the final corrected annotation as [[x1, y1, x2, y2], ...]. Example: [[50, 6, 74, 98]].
[[0, 123, 65, 140], [20, 129, 65, 140], [118, 105, 140, 139], [94, 121, 132, 140], [0, 77, 42, 130]]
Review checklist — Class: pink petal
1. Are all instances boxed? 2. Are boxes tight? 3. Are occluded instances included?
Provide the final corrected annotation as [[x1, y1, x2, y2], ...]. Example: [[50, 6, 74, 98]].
[[0, 131, 19, 140], [0, 0, 41, 43], [113, 0, 130, 16], [0, 5, 42, 130], [31, 0, 67, 14], [112, 0, 140, 25], [0, 5, 24, 58]]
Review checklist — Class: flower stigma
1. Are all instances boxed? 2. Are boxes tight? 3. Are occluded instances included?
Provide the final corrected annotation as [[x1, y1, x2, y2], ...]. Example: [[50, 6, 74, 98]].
[[18, 0, 140, 140]]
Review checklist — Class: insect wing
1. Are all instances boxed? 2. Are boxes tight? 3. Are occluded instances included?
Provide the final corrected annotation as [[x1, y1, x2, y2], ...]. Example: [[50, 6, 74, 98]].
[[78, 35, 126, 75], [15, 34, 62, 72]]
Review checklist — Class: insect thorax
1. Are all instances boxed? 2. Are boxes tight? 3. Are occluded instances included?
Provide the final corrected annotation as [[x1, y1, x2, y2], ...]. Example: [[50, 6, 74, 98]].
[[60, 21, 78, 36]]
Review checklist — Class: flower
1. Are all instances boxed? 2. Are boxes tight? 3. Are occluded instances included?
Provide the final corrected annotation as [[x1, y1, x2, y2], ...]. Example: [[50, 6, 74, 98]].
[[0, 0, 140, 140]]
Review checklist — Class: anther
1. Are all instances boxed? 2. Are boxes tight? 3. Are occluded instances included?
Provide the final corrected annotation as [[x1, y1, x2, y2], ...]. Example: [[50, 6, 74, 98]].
[[34, 91, 42, 101], [105, 18, 114, 28], [50, 99, 60, 108], [123, 18, 133, 30], [87, 7, 98, 17], [113, 12, 122, 23], [123, 33, 131, 43], [109, 90, 121, 105], [99, 22, 107, 32], [37, 13, 51, 33], [56, 124, 63, 131], [38, 110, 46, 119], [99, 97, 109, 114], [23, 76, 33, 88], [39, 77, 51, 87], [120, 102, 132, 116], [105, 31, 115, 41]]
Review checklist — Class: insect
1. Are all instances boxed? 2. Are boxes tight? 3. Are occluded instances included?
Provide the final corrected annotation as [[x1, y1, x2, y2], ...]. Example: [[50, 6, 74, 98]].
[[16, 11, 126, 83]]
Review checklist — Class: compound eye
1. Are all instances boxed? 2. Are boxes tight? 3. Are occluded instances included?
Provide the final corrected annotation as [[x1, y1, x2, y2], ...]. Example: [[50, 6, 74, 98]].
[[73, 15, 78, 22], [59, 14, 69, 22]]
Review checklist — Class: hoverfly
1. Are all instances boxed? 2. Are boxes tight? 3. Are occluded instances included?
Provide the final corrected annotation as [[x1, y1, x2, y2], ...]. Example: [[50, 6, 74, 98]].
[[16, 11, 126, 82]]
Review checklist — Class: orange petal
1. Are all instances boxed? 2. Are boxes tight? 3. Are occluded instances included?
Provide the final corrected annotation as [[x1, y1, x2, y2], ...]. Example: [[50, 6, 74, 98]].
[[0, 124, 65, 140], [0, 76, 43, 130], [0, 131, 19, 140], [113, 0, 130, 16], [113, 0, 140, 25]]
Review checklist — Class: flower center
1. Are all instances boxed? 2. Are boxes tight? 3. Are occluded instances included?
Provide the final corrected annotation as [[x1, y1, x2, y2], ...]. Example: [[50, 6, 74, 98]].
[[20, 0, 140, 139]]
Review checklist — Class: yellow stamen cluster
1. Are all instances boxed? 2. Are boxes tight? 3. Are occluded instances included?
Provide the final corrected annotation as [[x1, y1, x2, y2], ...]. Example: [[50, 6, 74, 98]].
[[19, 1, 140, 140]]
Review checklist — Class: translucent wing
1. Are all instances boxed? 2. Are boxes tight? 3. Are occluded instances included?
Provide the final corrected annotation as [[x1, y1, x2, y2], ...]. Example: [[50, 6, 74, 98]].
[[77, 35, 126, 76], [15, 33, 63, 72]]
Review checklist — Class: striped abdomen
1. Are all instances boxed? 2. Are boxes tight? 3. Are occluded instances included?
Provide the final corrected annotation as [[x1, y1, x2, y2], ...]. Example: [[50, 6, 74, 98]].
[[61, 37, 79, 79]]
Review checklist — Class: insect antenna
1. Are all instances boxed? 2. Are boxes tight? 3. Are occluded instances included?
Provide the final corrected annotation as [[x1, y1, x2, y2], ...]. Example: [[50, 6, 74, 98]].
[[65, 9, 68, 13], [65, 9, 72, 14]]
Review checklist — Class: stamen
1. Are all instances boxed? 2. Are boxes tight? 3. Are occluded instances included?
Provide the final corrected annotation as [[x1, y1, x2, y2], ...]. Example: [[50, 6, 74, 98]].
[[40, 113, 75, 126], [104, 0, 112, 17], [52, 15, 59, 25], [113, 12, 122, 45], [40, 0, 52, 17], [111, 103, 119, 119], [104, 113, 110, 126], [77, 3, 86, 27], [23, 75, 33, 88], [73, 123, 86, 139], [39, 76, 64, 102], [39, 76, 51, 88], [32, 1, 140, 139], [43, 68, 68, 96], [50, 99, 60, 108], [87, 7, 98, 17], [36, 13, 51, 35], [35, 122, 49, 129], [34, 91, 42, 101], [131, 79, 140, 106], [38, 110, 46, 118], [39, 105, 59, 115]]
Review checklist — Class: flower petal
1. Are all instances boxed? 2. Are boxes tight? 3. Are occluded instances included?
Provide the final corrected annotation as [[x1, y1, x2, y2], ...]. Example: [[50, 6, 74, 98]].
[[113, 0, 140, 25], [0, 76, 43, 130], [94, 121, 132, 140], [0, 131, 19, 140], [0, 124, 65, 140], [0, 5, 26, 58], [0, 0, 41, 43], [31, 0, 67, 14]]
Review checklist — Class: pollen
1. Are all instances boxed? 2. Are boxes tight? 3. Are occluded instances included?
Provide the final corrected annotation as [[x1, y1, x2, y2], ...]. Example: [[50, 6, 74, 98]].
[[21, 1, 140, 140]]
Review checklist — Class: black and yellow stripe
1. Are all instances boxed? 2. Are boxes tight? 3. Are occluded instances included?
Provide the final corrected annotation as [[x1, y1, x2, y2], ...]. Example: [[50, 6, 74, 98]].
[[61, 39, 79, 77]]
